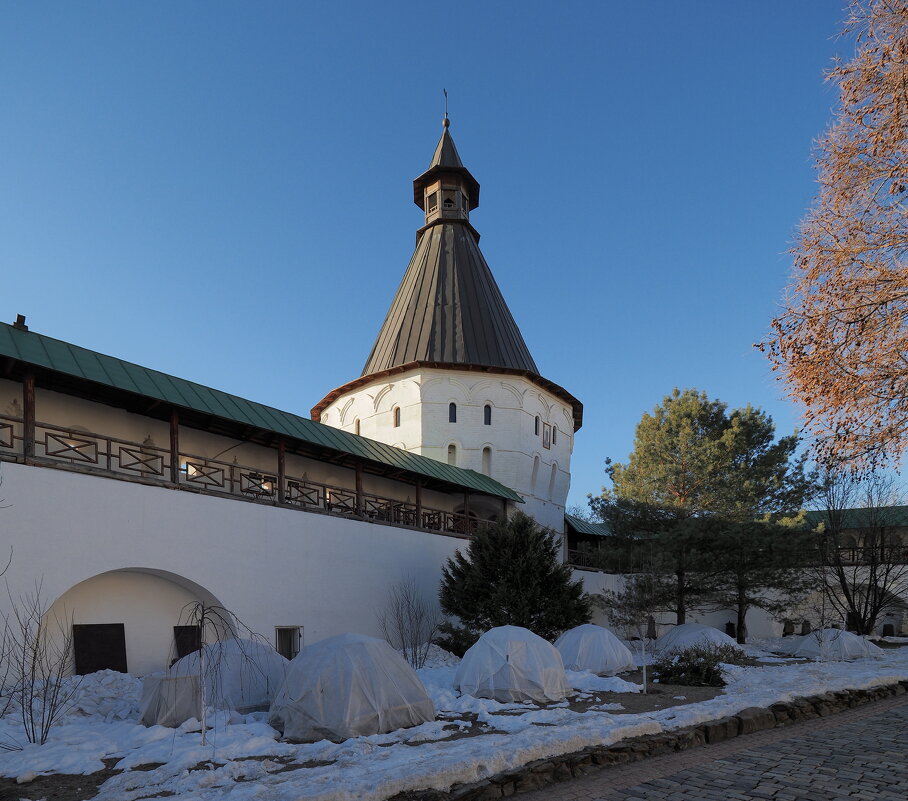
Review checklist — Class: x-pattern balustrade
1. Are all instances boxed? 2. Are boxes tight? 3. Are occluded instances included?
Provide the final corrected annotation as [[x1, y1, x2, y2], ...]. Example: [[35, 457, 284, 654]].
[[0, 413, 484, 539]]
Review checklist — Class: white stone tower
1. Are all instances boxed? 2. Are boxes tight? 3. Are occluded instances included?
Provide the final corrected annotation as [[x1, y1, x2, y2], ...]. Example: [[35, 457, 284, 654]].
[[312, 118, 582, 532]]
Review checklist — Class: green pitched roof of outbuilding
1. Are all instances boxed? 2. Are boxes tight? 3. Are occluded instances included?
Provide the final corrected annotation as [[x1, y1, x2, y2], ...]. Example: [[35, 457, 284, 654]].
[[565, 514, 612, 537], [804, 506, 908, 530], [0, 321, 522, 502]]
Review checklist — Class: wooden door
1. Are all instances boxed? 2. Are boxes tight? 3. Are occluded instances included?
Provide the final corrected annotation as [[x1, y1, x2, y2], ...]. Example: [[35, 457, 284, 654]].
[[72, 623, 127, 674]]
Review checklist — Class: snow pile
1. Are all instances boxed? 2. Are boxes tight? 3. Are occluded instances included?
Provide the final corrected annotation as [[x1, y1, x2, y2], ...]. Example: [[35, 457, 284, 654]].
[[794, 629, 885, 661], [565, 670, 642, 694], [419, 644, 461, 668], [67, 670, 143, 720], [0, 670, 143, 723], [556, 624, 635, 675], [455, 626, 569, 703], [1, 640, 906, 801], [655, 623, 743, 655]]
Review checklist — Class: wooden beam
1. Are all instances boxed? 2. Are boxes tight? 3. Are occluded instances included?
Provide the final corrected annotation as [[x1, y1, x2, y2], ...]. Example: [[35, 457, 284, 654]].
[[416, 479, 423, 527], [23, 372, 35, 459], [170, 409, 180, 484], [277, 441, 286, 504], [355, 464, 363, 515]]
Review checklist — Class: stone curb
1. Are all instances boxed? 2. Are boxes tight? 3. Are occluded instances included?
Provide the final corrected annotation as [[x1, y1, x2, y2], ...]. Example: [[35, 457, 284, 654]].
[[391, 679, 908, 801]]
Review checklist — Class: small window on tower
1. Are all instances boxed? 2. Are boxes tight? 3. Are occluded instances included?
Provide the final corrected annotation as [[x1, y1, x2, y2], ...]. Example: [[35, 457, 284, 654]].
[[427, 191, 438, 213], [484, 405, 492, 425], [535, 416, 540, 436], [553, 426, 557, 444], [482, 446, 491, 475], [443, 195, 455, 209], [449, 402, 457, 423], [393, 407, 401, 427], [354, 418, 360, 436], [461, 192, 468, 210], [447, 444, 457, 466]]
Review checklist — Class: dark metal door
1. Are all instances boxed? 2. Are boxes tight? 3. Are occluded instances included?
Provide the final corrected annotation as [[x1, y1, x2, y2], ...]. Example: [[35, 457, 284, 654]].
[[173, 625, 201, 660], [72, 623, 127, 674]]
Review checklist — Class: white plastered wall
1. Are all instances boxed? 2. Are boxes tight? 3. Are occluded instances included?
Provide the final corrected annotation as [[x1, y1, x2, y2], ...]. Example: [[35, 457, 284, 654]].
[[47, 570, 227, 676], [575, 569, 788, 640], [0, 461, 468, 676], [323, 368, 574, 531]]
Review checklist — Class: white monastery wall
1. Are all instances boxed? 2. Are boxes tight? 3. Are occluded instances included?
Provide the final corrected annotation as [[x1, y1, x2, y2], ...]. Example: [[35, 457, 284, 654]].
[[0, 461, 468, 676], [575, 569, 787, 640], [323, 368, 574, 531]]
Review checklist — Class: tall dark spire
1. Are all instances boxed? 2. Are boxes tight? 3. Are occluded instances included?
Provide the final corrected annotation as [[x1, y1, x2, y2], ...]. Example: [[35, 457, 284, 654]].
[[361, 121, 537, 377], [412, 118, 480, 212]]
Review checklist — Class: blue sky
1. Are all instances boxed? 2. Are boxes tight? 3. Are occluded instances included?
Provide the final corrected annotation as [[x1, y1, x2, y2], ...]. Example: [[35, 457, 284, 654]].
[[1, 2, 850, 510]]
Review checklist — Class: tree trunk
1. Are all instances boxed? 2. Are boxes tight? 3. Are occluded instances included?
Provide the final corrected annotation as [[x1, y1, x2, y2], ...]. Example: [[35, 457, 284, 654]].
[[736, 583, 747, 644], [676, 567, 686, 624]]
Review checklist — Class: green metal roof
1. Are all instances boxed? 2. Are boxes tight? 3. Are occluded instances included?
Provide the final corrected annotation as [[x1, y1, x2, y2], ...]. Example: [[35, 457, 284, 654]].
[[804, 506, 908, 530], [0, 322, 523, 502], [565, 514, 612, 537]]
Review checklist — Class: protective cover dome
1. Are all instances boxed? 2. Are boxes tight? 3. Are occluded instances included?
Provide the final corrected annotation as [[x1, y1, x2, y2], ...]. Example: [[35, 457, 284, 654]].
[[794, 629, 885, 661], [655, 623, 743, 654], [140, 637, 288, 727], [455, 625, 569, 703], [268, 633, 435, 742], [555, 624, 635, 675]]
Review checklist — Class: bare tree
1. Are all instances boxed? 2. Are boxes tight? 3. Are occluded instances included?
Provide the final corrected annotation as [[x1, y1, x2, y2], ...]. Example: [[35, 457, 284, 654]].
[[172, 602, 270, 746], [377, 576, 440, 669], [763, 1, 908, 470], [810, 469, 908, 635], [1, 581, 79, 749], [599, 553, 663, 693]]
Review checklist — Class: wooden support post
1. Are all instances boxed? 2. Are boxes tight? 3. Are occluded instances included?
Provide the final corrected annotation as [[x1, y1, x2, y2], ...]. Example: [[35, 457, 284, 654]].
[[170, 409, 180, 484], [23, 372, 35, 459], [277, 441, 286, 504], [415, 479, 423, 527], [355, 464, 363, 516], [502, 497, 508, 520], [463, 492, 470, 533]]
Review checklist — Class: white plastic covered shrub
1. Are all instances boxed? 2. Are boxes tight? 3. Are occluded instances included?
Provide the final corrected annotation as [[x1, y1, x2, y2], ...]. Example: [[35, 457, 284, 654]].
[[794, 629, 884, 661], [555, 624, 635, 675], [455, 625, 569, 703], [268, 633, 435, 742], [654, 623, 743, 655]]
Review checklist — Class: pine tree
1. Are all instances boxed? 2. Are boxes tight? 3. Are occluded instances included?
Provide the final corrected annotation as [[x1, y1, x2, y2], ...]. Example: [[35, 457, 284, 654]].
[[438, 512, 591, 653], [592, 389, 814, 624]]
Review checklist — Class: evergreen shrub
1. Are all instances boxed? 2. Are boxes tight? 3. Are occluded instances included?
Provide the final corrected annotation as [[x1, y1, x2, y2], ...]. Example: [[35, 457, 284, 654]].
[[652, 643, 748, 687]]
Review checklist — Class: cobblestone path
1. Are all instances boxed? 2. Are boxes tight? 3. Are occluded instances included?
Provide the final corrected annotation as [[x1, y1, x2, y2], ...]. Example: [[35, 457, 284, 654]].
[[519, 693, 908, 801]]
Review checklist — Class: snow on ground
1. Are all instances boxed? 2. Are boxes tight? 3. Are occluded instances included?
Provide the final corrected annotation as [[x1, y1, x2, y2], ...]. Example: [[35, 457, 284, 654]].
[[2, 642, 908, 801]]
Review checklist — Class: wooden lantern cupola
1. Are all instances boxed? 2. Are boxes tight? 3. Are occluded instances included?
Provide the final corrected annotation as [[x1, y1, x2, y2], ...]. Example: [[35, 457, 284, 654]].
[[413, 116, 481, 227]]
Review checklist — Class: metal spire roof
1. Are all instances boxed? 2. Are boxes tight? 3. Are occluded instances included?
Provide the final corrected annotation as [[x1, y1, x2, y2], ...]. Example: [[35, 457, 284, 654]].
[[430, 119, 464, 168], [364, 122, 536, 376], [412, 120, 480, 209], [312, 121, 584, 431], [361, 221, 539, 375]]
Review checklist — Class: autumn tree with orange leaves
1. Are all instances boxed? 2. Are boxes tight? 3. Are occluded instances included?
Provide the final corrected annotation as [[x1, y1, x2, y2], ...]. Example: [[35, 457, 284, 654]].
[[764, 0, 908, 470]]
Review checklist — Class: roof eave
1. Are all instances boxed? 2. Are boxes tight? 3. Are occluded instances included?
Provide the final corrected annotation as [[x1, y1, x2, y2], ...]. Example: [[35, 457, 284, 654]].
[[312, 360, 584, 431]]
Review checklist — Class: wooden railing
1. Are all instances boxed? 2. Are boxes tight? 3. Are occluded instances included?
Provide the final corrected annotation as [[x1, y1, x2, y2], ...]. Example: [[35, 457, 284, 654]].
[[0, 414, 485, 539]]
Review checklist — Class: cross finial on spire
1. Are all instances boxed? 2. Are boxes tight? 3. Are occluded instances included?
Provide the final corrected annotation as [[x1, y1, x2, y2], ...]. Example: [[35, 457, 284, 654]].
[[443, 88, 449, 128]]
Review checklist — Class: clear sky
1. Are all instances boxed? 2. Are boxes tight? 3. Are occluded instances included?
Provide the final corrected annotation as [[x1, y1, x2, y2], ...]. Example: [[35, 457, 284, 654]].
[[1, 2, 851, 511]]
